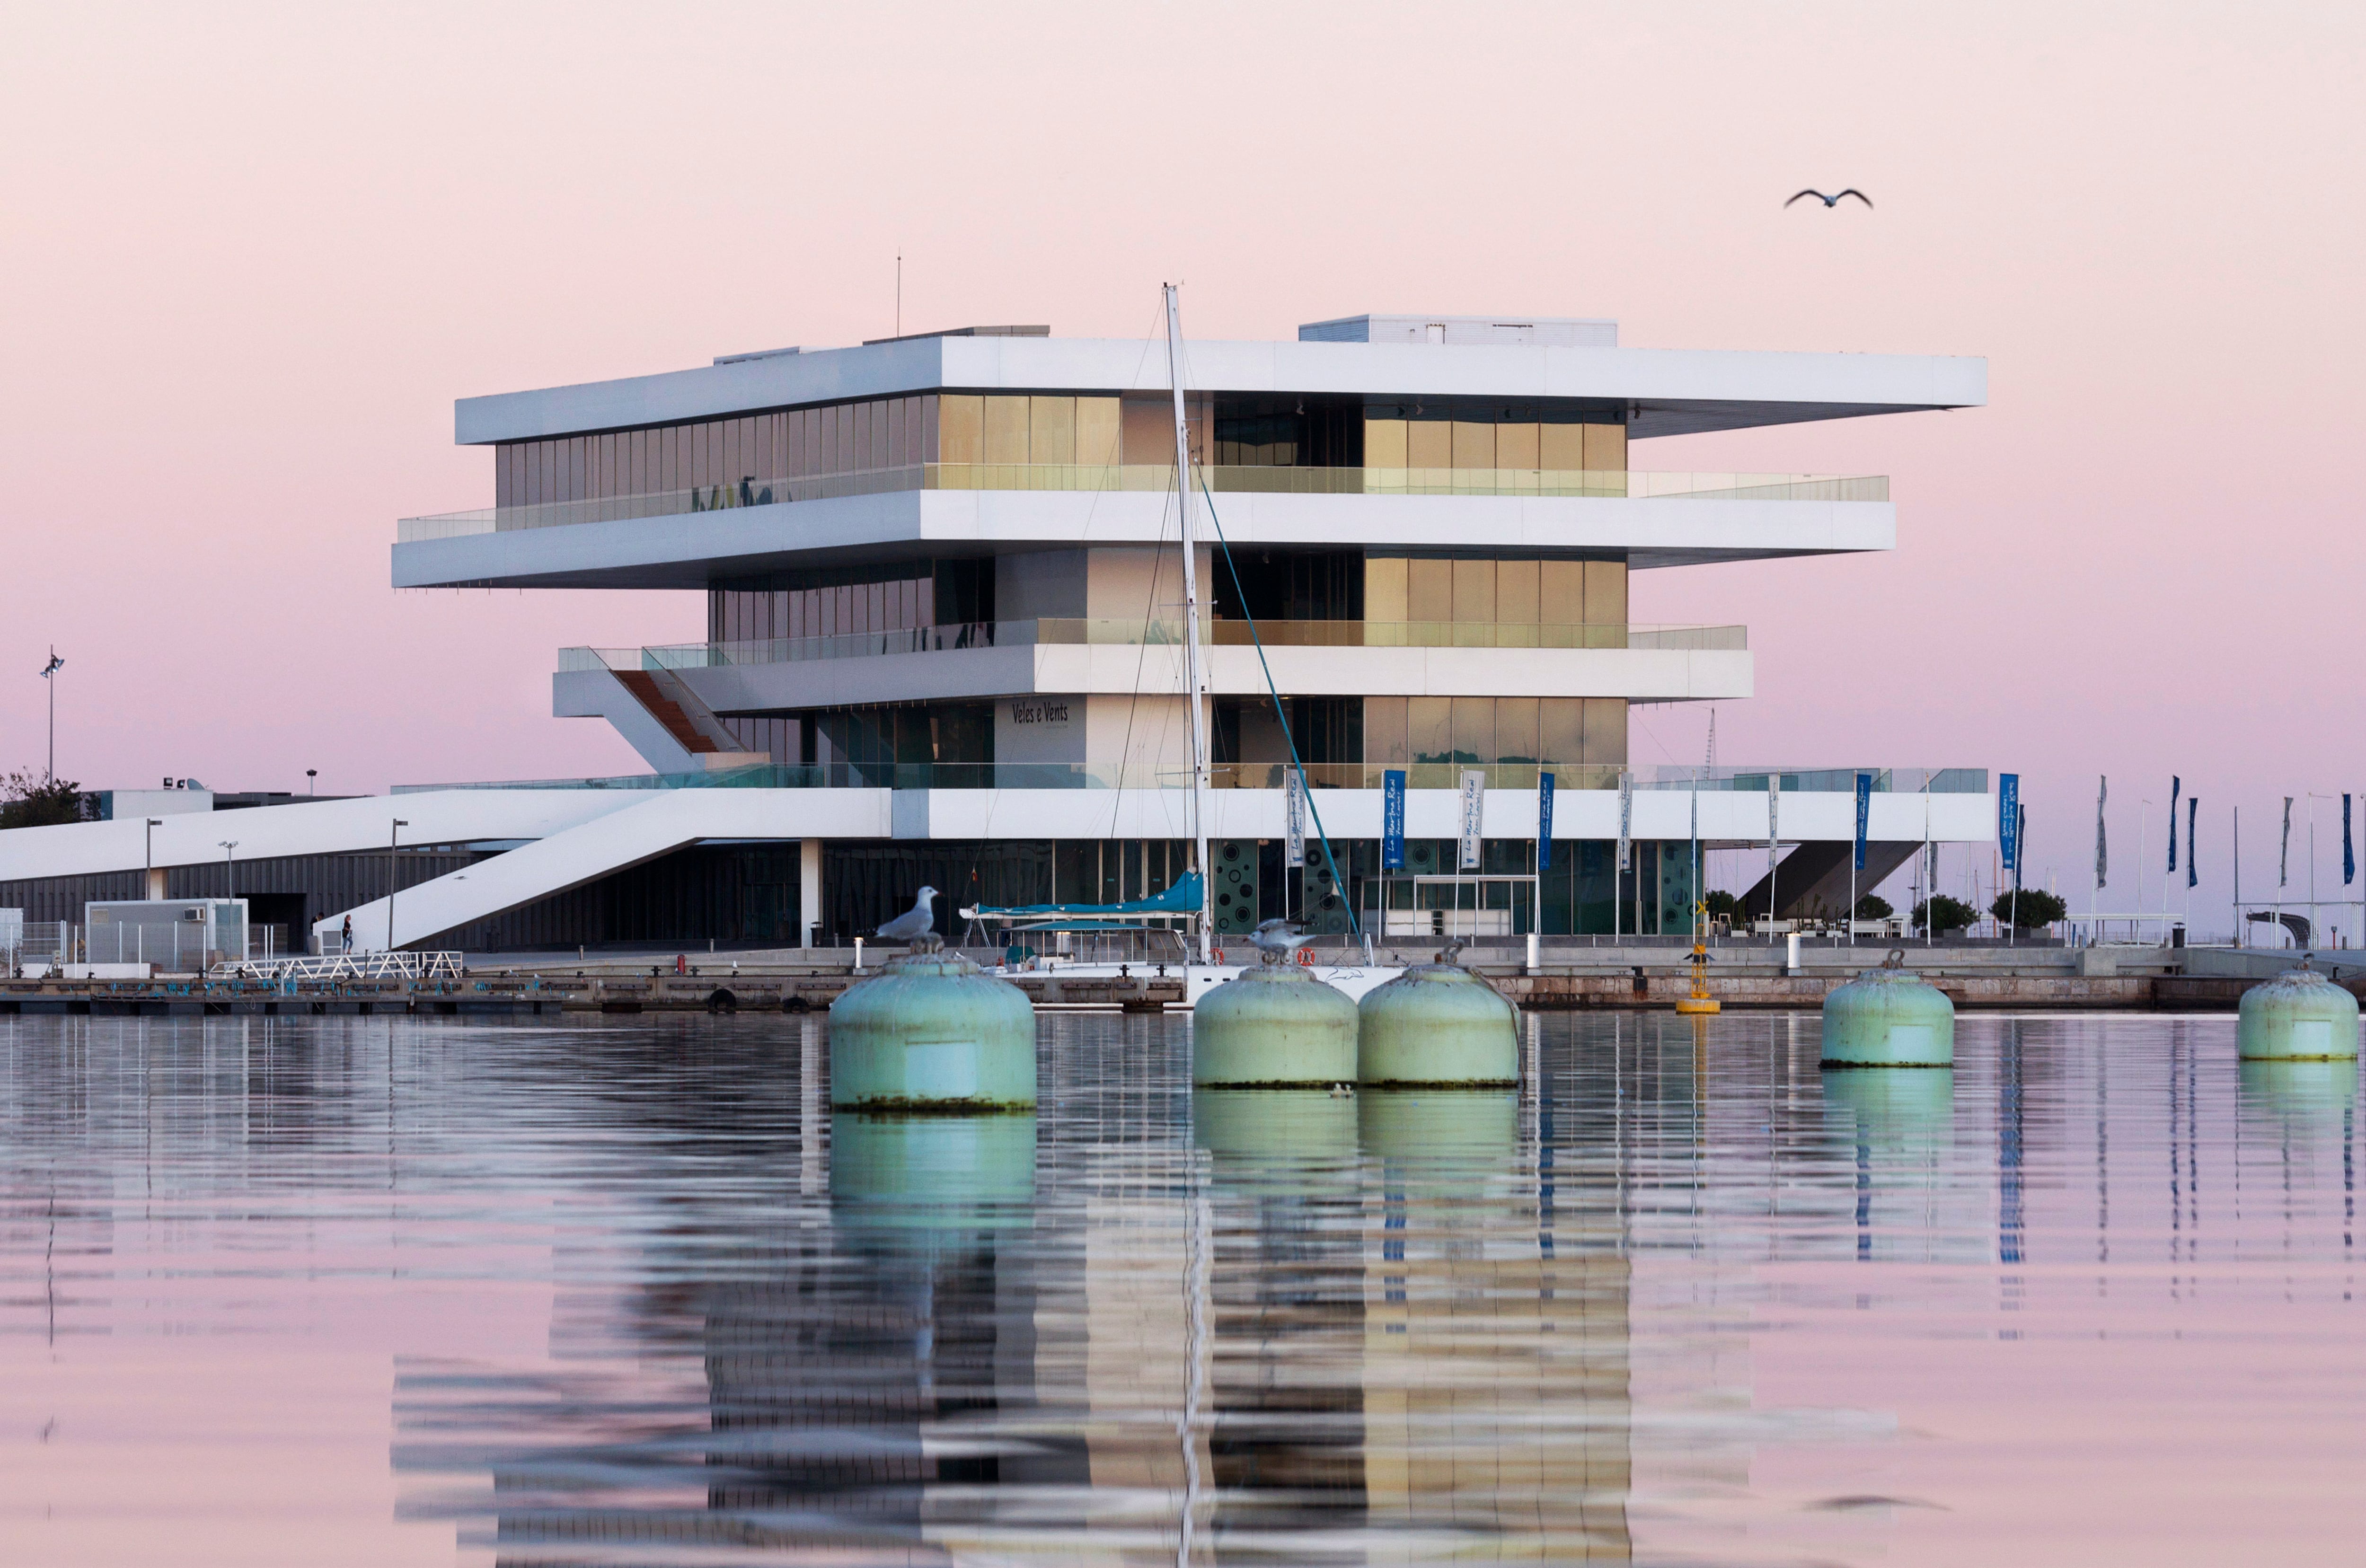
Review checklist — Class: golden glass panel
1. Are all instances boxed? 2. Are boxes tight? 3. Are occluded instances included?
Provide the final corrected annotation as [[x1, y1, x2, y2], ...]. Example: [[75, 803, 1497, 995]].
[[1450, 421, 1496, 470], [1540, 698, 1584, 765], [1075, 396, 1120, 466], [1495, 697, 1539, 764], [1364, 417, 1407, 468], [1366, 696, 1409, 766], [1495, 422, 1539, 471], [937, 396, 983, 465], [1538, 422, 1585, 472], [1364, 556, 1408, 624], [1583, 560, 1627, 631], [1029, 396, 1076, 464], [1405, 419, 1451, 469], [1451, 697, 1494, 767], [1583, 422, 1627, 473], [1450, 558, 1496, 624], [1584, 697, 1627, 764], [1408, 697, 1453, 766], [1496, 558, 1540, 626], [1406, 558, 1451, 623], [983, 396, 1030, 465]]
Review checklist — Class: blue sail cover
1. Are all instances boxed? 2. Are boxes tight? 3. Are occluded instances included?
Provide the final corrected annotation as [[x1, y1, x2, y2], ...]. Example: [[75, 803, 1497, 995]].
[[974, 872, 1204, 918]]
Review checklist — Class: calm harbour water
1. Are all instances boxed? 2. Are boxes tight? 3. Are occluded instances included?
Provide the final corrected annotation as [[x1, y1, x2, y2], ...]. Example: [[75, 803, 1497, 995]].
[[1, 1010, 2360, 1566]]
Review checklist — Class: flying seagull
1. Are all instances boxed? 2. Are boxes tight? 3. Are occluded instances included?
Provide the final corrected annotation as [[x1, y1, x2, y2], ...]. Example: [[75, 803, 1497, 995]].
[[1248, 918, 1314, 963], [1786, 188, 1872, 209], [875, 886, 940, 948]]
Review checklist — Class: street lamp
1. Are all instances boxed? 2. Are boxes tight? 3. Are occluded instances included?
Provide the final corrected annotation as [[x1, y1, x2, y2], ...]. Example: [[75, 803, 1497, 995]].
[[145, 818, 163, 899], [306, 769, 317, 795], [218, 840, 238, 900], [388, 819, 409, 954], [38, 648, 63, 781]]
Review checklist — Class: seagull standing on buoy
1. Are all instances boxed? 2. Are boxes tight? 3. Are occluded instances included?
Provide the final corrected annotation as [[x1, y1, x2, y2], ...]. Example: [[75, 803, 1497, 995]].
[[1248, 918, 1314, 964], [1785, 188, 1872, 209], [875, 886, 941, 950]]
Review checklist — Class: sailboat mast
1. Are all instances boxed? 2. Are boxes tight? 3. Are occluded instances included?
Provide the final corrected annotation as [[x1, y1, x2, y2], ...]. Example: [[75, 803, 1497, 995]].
[[1163, 283, 1214, 961]]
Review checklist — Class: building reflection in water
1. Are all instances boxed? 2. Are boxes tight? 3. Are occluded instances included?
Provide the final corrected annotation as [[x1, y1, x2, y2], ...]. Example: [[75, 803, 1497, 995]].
[[390, 1016, 1637, 1564]]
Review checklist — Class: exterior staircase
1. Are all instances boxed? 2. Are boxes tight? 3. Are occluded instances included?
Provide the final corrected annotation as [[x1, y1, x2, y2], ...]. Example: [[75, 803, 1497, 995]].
[[614, 670, 720, 754]]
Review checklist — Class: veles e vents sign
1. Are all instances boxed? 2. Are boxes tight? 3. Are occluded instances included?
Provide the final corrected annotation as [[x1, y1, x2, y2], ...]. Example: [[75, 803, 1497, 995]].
[[1009, 700, 1070, 725]]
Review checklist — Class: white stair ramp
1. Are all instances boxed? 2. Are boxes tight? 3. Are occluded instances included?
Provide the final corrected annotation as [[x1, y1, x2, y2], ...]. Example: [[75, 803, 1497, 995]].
[[317, 788, 889, 951]]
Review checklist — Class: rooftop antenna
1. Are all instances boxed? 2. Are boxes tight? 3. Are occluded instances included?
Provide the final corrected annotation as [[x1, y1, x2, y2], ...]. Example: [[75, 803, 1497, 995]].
[[1705, 706, 1716, 770], [895, 251, 901, 338]]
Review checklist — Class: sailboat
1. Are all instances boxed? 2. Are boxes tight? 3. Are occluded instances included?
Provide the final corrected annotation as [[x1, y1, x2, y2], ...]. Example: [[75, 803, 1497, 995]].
[[956, 284, 1401, 1008]]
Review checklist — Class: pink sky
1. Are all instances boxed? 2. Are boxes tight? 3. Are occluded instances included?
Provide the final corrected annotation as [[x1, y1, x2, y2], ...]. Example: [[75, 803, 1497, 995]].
[[4, 2, 2361, 932]]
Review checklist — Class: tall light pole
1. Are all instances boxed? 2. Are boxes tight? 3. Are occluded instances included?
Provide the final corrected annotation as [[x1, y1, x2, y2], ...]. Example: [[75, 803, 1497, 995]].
[[306, 769, 317, 796], [388, 819, 409, 953], [145, 818, 163, 900], [38, 649, 63, 781], [218, 840, 238, 900]]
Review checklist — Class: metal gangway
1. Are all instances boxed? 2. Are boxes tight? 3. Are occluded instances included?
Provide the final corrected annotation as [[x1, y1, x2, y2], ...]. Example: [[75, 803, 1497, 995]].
[[209, 951, 464, 983]]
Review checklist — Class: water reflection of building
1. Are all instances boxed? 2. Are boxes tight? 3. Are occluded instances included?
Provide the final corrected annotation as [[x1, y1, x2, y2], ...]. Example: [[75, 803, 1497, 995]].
[[389, 1017, 1641, 1564], [1358, 1083, 1633, 1561]]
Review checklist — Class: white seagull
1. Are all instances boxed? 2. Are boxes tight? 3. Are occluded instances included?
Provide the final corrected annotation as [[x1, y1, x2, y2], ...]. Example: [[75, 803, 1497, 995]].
[[875, 886, 941, 947], [1248, 918, 1315, 963]]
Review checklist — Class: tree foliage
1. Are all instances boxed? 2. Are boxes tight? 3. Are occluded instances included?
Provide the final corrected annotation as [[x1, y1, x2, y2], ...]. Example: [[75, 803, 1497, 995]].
[[1853, 893, 1894, 919], [0, 770, 88, 829], [1911, 894, 1981, 936], [1703, 889, 1739, 920], [1990, 888, 2069, 931]]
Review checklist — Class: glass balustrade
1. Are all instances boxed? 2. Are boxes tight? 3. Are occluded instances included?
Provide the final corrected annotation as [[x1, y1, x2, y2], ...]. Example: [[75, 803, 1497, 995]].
[[400, 465, 1888, 541], [556, 619, 1745, 674]]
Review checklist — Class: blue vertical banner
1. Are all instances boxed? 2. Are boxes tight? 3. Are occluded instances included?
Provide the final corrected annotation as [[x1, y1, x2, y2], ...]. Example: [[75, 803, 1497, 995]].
[[2345, 793, 2356, 886], [2168, 777, 2180, 872], [1537, 771, 1555, 871], [1853, 771, 1872, 873], [1382, 769, 1406, 872], [2188, 795, 2199, 888], [1999, 773, 2022, 873]]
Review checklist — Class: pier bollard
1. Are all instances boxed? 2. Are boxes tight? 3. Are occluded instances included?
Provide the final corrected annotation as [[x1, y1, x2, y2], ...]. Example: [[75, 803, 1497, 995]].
[[1820, 950, 1954, 1067], [827, 947, 1037, 1110], [2236, 960, 2361, 1061], [1192, 963, 1358, 1087]]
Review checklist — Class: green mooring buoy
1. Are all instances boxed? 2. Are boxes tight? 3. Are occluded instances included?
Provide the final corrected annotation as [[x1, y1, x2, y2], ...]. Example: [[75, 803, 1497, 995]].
[[2236, 959, 2361, 1061], [1356, 954, 1518, 1086], [1192, 962, 1359, 1087], [1821, 950, 1955, 1067], [828, 946, 1037, 1110]]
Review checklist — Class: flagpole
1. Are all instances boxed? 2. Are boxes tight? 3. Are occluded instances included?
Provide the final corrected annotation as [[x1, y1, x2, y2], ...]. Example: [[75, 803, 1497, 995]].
[[2233, 805, 2242, 949]]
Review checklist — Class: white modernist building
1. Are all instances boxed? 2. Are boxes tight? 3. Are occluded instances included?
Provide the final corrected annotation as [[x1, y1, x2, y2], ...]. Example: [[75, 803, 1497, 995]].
[[0, 309, 1992, 951]]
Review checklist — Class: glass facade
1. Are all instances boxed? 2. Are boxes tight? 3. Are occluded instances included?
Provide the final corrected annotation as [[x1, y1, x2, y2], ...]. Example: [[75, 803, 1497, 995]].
[[709, 559, 992, 644], [494, 393, 1628, 510], [720, 702, 994, 781], [495, 395, 941, 508]]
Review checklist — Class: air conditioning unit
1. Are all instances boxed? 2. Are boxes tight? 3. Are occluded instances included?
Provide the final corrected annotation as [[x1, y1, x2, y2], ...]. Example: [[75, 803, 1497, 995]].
[[182, 907, 207, 922]]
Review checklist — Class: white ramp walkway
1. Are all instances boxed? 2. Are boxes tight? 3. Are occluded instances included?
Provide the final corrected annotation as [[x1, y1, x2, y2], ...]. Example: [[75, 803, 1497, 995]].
[[318, 788, 890, 951]]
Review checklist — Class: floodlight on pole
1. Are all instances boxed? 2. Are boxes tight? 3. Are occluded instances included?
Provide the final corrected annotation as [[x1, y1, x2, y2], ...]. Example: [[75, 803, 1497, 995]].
[[218, 841, 238, 901], [38, 649, 64, 781]]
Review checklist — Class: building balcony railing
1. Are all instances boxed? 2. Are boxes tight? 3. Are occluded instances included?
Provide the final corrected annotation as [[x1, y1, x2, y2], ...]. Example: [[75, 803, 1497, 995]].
[[558, 619, 1746, 675], [1639, 765, 1990, 794], [400, 465, 1889, 542], [395, 761, 1634, 794]]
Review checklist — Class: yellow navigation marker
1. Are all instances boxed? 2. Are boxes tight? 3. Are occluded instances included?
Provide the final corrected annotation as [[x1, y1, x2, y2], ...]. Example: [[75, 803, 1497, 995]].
[[1674, 898, 1722, 1015]]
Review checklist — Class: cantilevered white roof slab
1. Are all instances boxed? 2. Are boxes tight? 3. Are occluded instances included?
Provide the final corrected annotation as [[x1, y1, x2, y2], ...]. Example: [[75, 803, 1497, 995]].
[[456, 335, 1986, 445], [394, 489, 1896, 590]]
